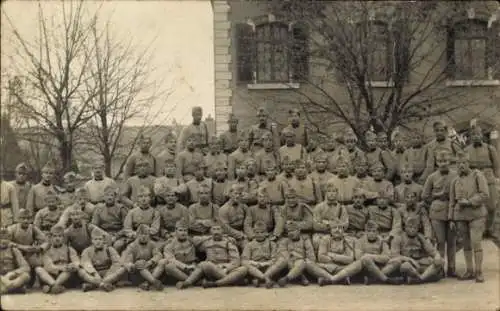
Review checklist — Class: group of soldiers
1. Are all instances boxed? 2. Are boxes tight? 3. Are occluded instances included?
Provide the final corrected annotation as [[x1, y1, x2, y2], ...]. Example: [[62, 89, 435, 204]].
[[1, 106, 498, 295]]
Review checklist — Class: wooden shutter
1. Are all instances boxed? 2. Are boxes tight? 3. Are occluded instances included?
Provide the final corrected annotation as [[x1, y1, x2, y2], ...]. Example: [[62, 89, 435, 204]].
[[235, 23, 255, 83], [446, 25, 456, 79], [291, 23, 309, 82], [488, 22, 500, 79]]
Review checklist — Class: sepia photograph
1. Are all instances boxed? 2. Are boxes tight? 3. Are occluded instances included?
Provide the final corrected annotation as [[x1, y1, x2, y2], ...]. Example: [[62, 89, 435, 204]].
[[0, 0, 499, 310]]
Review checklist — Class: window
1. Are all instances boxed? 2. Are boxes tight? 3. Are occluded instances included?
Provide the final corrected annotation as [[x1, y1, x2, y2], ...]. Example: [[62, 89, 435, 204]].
[[236, 19, 309, 85], [369, 22, 393, 82]]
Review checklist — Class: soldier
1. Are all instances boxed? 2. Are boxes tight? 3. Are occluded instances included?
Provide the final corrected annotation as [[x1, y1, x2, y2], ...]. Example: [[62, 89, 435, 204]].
[[57, 187, 95, 228], [176, 134, 205, 182], [422, 150, 458, 277], [321, 134, 348, 175], [219, 183, 247, 248], [399, 191, 433, 240], [283, 160, 322, 206], [316, 221, 356, 285], [121, 224, 164, 291], [402, 132, 428, 184], [225, 162, 258, 206], [0, 228, 31, 294], [246, 158, 262, 185], [327, 156, 361, 206], [385, 216, 444, 284], [364, 162, 395, 202], [465, 124, 499, 238], [160, 220, 198, 286], [279, 128, 307, 167], [345, 188, 370, 238], [364, 130, 396, 181], [227, 131, 254, 180], [155, 182, 189, 242], [241, 221, 288, 288], [244, 188, 284, 241], [248, 107, 280, 153], [309, 151, 335, 197], [377, 131, 390, 150], [367, 188, 402, 243], [420, 120, 461, 184], [188, 184, 220, 237], [10, 162, 31, 212], [155, 159, 183, 190], [124, 135, 158, 180], [156, 131, 177, 175], [1, 179, 19, 227], [343, 129, 365, 175], [394, 163, 423, 206], [254, 133, 280, 177], [57, 172, 78, 208], [212, 161, 229, 206], [84, 162, 117, 205], [177, 223, 248, 289], [276, 221, 329, 287], [35, 226, 81, 294], [391, 130, 407, 184], [34, 190, 63, 234], [282, 108, 309, 147], [123, 186, 160, 241], [176, 106, 209, 155], [313, 183, 349, 250], [305, 135, 324, 172], [449, 151, 489, 282], [121, 159, 156, 208], [205, 136, 228, 179], [220, 113, 240, 155], [181, 159, 213, 206], [259, 162, 285, 206], [26, 162, 56, 215], [64, 210, 110, 255], [277, 156, 296, 184], [91, 185, 129, 253], [79, 229, 125, 292], [280, 188, 313, 235]]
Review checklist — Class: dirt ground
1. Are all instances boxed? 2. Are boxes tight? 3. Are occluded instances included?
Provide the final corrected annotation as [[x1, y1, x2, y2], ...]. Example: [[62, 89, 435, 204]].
[[2, 240, 499, 311]]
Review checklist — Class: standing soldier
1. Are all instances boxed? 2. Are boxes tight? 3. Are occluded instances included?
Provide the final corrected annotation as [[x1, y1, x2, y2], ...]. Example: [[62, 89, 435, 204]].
[[259, 163, 286, 206], [155, 182, 189, 243], [345, 188, 370, 238], [220, 113, 240, 155], [121, 159, 156, 208], [26, 162, 56, 215], [312, 183, 349, 250], [176, 106, 209, 155], [465, 124, 499, 238], [309, 151, 335, 198], [399, 191, 433, 240], [219, 184, 248, 249], [244, 188, 284, 242], [391, 130, 407, 184], [402, 132, 428, 184], [124, 135, 158, 180], [367, 188, 402, 243], [176, 134, 205, 182], [0, 228, 31, 294], [327, 156, 361, 206], [283, 160, 322, 206], [255, 133, 280, 177], [177, 223, 248, 289], [123, 186, 161, 242], [10, 162, 31, 212], [188, 184, 220, 237], [394, 163, 423, 206], [279, 128, 307, 167], [156, 131, 177, 175], [1, 179, 19, 227], [422, 150, 458, 277], [227, 131, 253, 180], [84, 162, 116, 205], [449, 152, 489, 282], [364, 130, 396, 181], [242, 221, 288, 288], [34, 190, 63, 234], [282, 108, 309, 147], [420, 120, 462, 184], [57, 172, 78, 209], [248, 107, 280, 153], [205, 136, 228, 179], [343, 129, 365, 175]]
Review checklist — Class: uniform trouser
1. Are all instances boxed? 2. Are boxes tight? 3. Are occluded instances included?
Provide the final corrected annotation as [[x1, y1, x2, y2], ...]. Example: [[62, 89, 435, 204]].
[[0, 208, 14, 227], [485, 182, 499, 235], [0, 270, 31, 293], [457, 218, 485, 252], [79, 264, 125, 286], [430, 219, 456, 269]]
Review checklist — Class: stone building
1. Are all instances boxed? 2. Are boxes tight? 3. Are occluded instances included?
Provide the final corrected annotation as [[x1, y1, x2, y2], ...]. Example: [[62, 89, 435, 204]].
[[211, 0, 500, 150]]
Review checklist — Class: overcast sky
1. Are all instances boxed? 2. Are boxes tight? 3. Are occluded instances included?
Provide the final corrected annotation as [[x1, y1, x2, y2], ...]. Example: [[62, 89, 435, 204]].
[[1, 0, 215, 125]]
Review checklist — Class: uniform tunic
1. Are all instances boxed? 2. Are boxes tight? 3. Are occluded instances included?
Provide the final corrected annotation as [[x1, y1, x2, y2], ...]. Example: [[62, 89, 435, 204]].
[[185, 178, 214, 205], [282, 124, 308, 147], [449, 170, 489, 221], [365, 148, 396, 180], [276, 172, 294, 185], [65, 224, 110, 254], [220, 130, 239, 154], [259, 179, 285, 206], [244, 204, 284, 238], [188, 203, 219, 235], [313, 202, 349, 233], [42, 245, 80, 275], [225, 178, 258, 206], [122, 175, 156, 206], [157, 203, 189, 237], [123, 207, 160, 236], [403, 146, 427, 178], [122, 240, 162, 264], [278, 237, 316, 264], [421, 138, 461, 182], [10, 181, 31, 211], [1, 181, 19, 226], [254, 149, 280, 176], [91, 203, 128, 233], [57, 190, 77, 209], [345, 204, 369, 236], [242, 238, 278, 264], [7, 224, 47, 247], [280, 203, 313, 232], [81, 245, 121, 275], [154, 176, 183, 190], [346, 147, 365, 175], [199, 237, 240, 266], [163, 238, 197, 265], [34, 207, 63, 233], [364, 179, 395, 201], [124, 152, 158, 179], [26, 182, 56, 214], [394, 182, 423, 205], [317, 236, 354, 270], [310, 170, 335, 197], [227, 149, 254, 180], [249, 123, 280, 152], [354, 235, 388, 258], [367, 205, 402, 236], [219, 201, 246, 239], [324, 146, 349, 174], [84, 177, 117, 204], [156, 149, 176, 175], [212, 179, 229, 206], [175, 149, 204, 180], [205, 153, 228, 178], [176, 122, 210, 155], [422, 170, 458, 221], [278, 144, 306, 167], [57, 202, 95, 228], [398, 204, 433, 239], [391, 149, 407, 181], [327, 176, 361, 204], [390, 233, 437, 269], [356, 176, 379, 201]]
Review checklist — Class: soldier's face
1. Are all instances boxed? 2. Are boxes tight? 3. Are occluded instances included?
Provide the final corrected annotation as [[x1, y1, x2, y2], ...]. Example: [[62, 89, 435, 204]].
[[265, 167, 276, 179], [166, 139, 176, 151], [401, 168, 413, 181], [16, 171, 28, 183], [284, 134, 295, 144], [239, 139, 249, 150], [20, 215, 32, 227], [138, 191, 151, 207], [258, 112, 267, 124], [258, 194, 269, 205], [337, 164, 349, 176], [263, 138, 273, 149], [434, 125, 447, 140], [254, 228, 267, 241], [140, 139, 152, 152], [210, 226, 223, 239], [295, 165, 307, 178], [104, 191, 116, 205], [214, 168, 226, 180], [288, 228, 300, 240], [353, 195, 364, 206], [315, 160, 327, 171], [76, 192, 88, 206], [366, 227, 378, 241], [64, 178, 76, 191], [229, 120, 238, 131], [458, 159, 470, 173], [345, 138, 356, 150], [393, 138, 404, 150], [176, 227, 188, 241], [372, 167, 385, 179], [138, 233, 149, 244], [355, 164, 367, 175], [326, 189, 338, 202], [411, 136, 423, 147], [92, 236, 105, 249], [194, 167, 205, 179], [51, 233, 64, 247], [471, 132, 483, 144], [192, 110, 203, 123], [436, 157, 450, 169], [231, 189, 243, 202], [92, 167, 104, 179], [70, 213, 83, 226], [42, 170, 54, 182], [165, 192, 177, 205], [210, 142, 221, 153], [236, 166, 247, 178], [377, 135, 388, 148], [186, 138, 196, 149], [247, 164, 256, 175], [405, 192, 417, 205], [377, 197, 389, 208], [45, 197, 58, 208], [165, 165, 176, 177], [330, 225, 344, 239], [366, 137, 377, 149], [199, 190, 211, 204], [406, 223, 419, 237]]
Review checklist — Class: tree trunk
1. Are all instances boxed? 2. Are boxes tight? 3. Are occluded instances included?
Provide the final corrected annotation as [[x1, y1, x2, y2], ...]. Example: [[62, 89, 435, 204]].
[[104, 154, 112, 178]]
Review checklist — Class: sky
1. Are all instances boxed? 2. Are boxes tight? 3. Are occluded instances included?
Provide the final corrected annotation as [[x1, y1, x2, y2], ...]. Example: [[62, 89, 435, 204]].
[[1, 0, 215, 126]]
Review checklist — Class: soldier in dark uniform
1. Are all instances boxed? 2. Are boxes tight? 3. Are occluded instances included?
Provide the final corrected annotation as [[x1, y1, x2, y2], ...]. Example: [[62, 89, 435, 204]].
[[402, 132, 427, 184], [212, 161, 230, 206], [254, 133, 280, 177], [279, 128, 307, 167], [0, 228, 31, 294], [280, 188, 314, 236], [309, 151, 335, 197], [364, 130, 396, 181], [58, 172, 78, 209], [65, 210, 110, 255], [156, 131, 177, 176], [282, 108, 309, 147]]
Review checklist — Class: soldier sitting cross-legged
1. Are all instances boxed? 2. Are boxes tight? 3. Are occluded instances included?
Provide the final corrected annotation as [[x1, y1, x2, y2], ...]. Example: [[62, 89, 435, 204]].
[[0, 228, 31, 294]]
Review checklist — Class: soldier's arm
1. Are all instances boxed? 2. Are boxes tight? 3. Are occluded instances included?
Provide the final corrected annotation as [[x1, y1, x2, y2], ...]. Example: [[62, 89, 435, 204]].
[[370, 241, 391, 264], [227, 155, 236, 180], [150, 245, 163, 265], [421, 174, 433, 205], [421, 235, 440, 261], [163, 243, 189, 269], [175, 154, 183, 179], [448, 179, 457, 221], [226, 241, 241, 271], [381, 150, 396, 181], [313, 180, 323, 205], [277, 239, 290, 261], [26, 187, 35, 215], [9, 185, 20, 222], [149, 210, 161, 237], [317, 237, 331, 263], [121, 244, 135, 264], [33, 226, 50, 251], [340, 206, 349, 230], [327, 243, 354, 265], [312, 206, 329, 233], [218, 207, 245, 239], [123, 209, 134, 232], [43, 251, 64, 274], [90, 206, 101, 227], [390, 207, 402, 237], [120, 180, 134, 208], [489, 145, 500, 178], [124, 154, 135, 181], [108, 247, 122, 266], [33, 210, 43, 229], [12, 247, 30, 274], [298, 205, 314, 231], [469, 171, 490, 207], [80, 248, 98, 275], [55, 208, 70, 228], [241, 242, 255, 265], [87, 224, 112, 244], [420, 210, 433, 240], [68, 247, 81, 266], [304, 237, 317, 262], [243, 209, 255, 239], [353, 238, 364, 260], [389, 235, 402, 257], [176, 128, 187, 156], [272, 206, 284, 238]]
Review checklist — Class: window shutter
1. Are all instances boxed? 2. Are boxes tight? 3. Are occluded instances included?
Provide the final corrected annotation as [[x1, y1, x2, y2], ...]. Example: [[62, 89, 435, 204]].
[[446, 26, 456, 79], [236, 23, 255, 83], [291, 23, 309, 82], [489, 23, 500, 79]]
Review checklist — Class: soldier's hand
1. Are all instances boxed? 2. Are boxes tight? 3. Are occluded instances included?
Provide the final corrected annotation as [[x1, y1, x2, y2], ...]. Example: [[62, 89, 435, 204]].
[[449, 221, 456, 232], [269, 235, 278, 241], [145, 260, 155, 269], [65, 264, 78, 273], [125, 263, 135, 272], [409, 258, 419, 268], [135, 260, 147, 270], [8, 271, 20, 280]]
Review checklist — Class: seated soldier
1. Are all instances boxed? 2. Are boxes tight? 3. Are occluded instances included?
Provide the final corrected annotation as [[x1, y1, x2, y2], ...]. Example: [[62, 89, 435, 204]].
[[280, 188, 313, 235], [316, 221, 355, 285], [219, 183, 248, 249], [283, 160, 322, 206], [259, 162, 285, 206], [327, 156, 361, 206], [394, 164, 423, 206], [276, 221, 330, 287], [121, 224, 164, 291], [0, 228, 31, 294], [154, 181, 189, 243], [276, 156, 296, 184], [246, 158, 263, 185], [309, 151, 335, 197], [205, 136, 228, 179], [244, 188, 284, 242], [227, 130, 254, 180], [365, 162, 395, 202], [57, 188, 95, 228], [91, 185, 129, 253], [399, 191, 432, 241], [241, 221, 288, 288], [384, 216, 444, 284], [212, 161, 229, 206], [79, 229, 125, 292], [123, 186, 160, 242], [345, 188, 370, 238], [188, 184, 220, 237], [225, 162, 258, 206], [177, 222, 248, 289], [313, 183, 349, 250], [121, 159, 156, 208], [35, 226, 81, 294], [367, 188, 402, 243], [65, 210, 110, 255], [354, 157, 380, 204], [34, 189, 63, 234]]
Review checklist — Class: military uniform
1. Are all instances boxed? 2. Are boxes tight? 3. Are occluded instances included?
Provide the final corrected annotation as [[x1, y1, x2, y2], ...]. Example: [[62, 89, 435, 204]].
[[248, 108, 280, 153], [26, 182, 56, 215], [205, 152, 228, 179], [282, 109, 309, 147], [123, 205, 161, 238], [283, 175, 322, 207], [244, 202, 284, 240], [317, 234, 355, 275], [327, 175, 360, 205], [219, 197, 247, 247], [0, 229, 31, 294], [65, 222, 110, 255], [156, 132, 178, 176], [121, 175, 156, 208], [259, 177, 285, 206], [79, 242, 124, 291], [124, 149, 158, 179], [1, 180, 19, 227], [176, 148, 205, 182], [395, 181, 423, 206], [364, 131, 396, 181], [176, 107, 209, 155], [220, 114, 240, 155], [161, 224, 198, 284], [7, 220, 48, 268], [367, 200, 402, 241], [227, 142, 254, 180], [280, 200, 314, 234], [309, 151, 335, 197], [254, 147, 280, 176], [313, 201, 349, 250], [10, 163, 32, 211], [57, 201, 95, 228], [157, 203, 189, 241], [399, 203, 433, 240], [188, 202, 220, 236], [91, 201, 129, 252], [34, 206, 63, 234], [402, 135, 428, 183], [84, 177, 116, 205], [279, 131, 307, 167]]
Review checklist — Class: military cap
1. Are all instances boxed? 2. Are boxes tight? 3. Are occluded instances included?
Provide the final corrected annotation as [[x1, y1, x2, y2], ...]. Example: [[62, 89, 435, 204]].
[[230, 183, 245, 193], [285, 187, 297, 198], [0, 228, 10, 240], [288, 108, 300, 116], [238, 130, 249, 141], [354, 155, 368, 166], [69, 209, 86, 217], [137, 185, 152, 195], [286, 221, 300, 232], [365, 130, 377, 140], [325, 182, 338, 193], [352, 187, 366, 198], [198, 183, 211, 192], [192, 158, 208, 169], [282, 127, 295, 137], [45, 189, 58, 199], [15, 162, 29, 173], [263, 159, 277, 169], [164, 158, 176, 167], [344, 128, 357, 140], [281, 155, 292, 164], [50, 225, 65, 235], [257, 187, 269, 198], [244, 158, 257, 167], [365, 220, 379, 230], [64, 172, 77, 181], [136, 224, 150, 235], [175, 219, 189, 230], [91, 227, 105, 238], [227, 113, 238, 123], [192, 106, 203, 113], [435, 149, 451, 160], [18, 208, 32, 218], [104, 184, 118, 195], [432, 120, 447, 129], [253, 220, 268, 231], [405, 215, 420, 226], [42, 162, 56, 172], [154, 180, 173, 197], [469, 123, 483, 136], [213, 160, 227, 170], [400, 162, 414, 171], [164, 131, 177, 142], [336, 154, 350, 166], [371, 161, 385, 170], [327, 219, 344, 229], [136, 158, 150, 166], [257, 107, 268, 115], [294, 159, 306, 168]]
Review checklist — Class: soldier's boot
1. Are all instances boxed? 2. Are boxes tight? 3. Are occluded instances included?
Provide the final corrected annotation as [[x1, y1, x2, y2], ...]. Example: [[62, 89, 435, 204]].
[[164, 264, 188, 281], [99, 282, 115, 292], [420, 265, 440, 283], [263, 259, 288, 281], [264, 277, 274, 289], [50, 284, 66, 294], [102, 267, 126, 287], [381, 261, 400, 277], [458, 251, 475, 280], [53, 272, 72, 290], [178, 267, 203, 289], [360, 258, 386, 283], [474, 249, 484, 283], [400, 262, 420, 284], [139, 269, 162, 289], [42, 285, 51, 294], [247, 266, 267, 284], [330, 261, 362, 284], [446, 240, 457, 277], [138, 281, 150, 291], [286, 260, 306, 284], [82, 282, 97, 292], [215, 267, 248, 287], [251, 278, 260, 287], [304, 262, 334, 285]]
